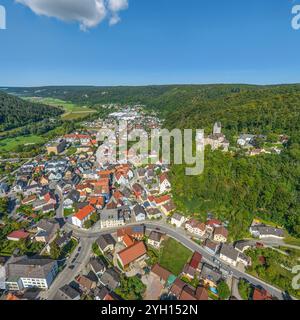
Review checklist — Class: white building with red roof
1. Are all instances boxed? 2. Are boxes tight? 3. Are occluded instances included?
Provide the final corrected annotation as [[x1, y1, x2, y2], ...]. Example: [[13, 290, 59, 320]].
[[71, 205, 96, 228]]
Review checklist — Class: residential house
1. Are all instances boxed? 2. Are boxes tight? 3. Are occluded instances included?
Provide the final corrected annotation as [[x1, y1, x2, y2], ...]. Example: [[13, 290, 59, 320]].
[[206, 218, 222, 232], [159, 174, 171, 194], [200, 263, 223, 288], [151, 264, 172, 284], [116, 226, 145, 242], [203, 239, 219, 255], [90, 258, 106, 277], [54, 284, 81, 300], [132, 183, 145, 199], [146, 207, 162, 220], [171, 213, 185, 227], [237, 134, 255, 148], [76, 275, 97, 293], [133, 204, 147, 222], [195, 287, 209, 301], [185, 220, 206, 237], [161, 201, 176, 216], [117, 241, 147, 269], [96, 234, 116, 254], [7, 230, 30, 242], [35, 219, 59, 243], [249, 225, 285, 239], [22, 195, 37, 205], [169, 278, 186, 299], [99, 268, 120, 291], [252, 287, 273, 300], [182, 252, 202, 279], [63, 190, 80, 209], [148, 231, 164, 249], [213, 226, 228, 243], [219, 244, 239, 267], [71, 205, 96, 228], [179, 286, 197, 301], [0, 182, 9, 195]]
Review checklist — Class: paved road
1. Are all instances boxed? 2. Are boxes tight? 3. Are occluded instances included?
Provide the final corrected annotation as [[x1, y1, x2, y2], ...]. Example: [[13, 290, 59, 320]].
[[43, 235, 96, 299], [44, 220, 295, 300]]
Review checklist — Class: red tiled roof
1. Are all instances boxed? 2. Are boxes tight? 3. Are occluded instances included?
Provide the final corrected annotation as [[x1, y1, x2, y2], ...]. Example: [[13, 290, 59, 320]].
[[206, 219, 222, 227], [117, 241, 147, 267], [195, 287, 208, 300], [74, 205, 95, 221], [151, 264, 172, 282], [180, 286, 197, 300], [117, 226, 144, 239], [154, 195, 171, 205], [189, 252, 202, 269], [253, 288, 272, 300], [214, 226, 228, 238], [123, 234, 135, 247], [7, 230, 30, 240], [89, 197, 104, 207]]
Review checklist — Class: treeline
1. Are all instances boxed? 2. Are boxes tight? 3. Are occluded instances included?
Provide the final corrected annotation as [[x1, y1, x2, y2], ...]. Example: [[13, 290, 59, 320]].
[[0, 91, 64, 131]]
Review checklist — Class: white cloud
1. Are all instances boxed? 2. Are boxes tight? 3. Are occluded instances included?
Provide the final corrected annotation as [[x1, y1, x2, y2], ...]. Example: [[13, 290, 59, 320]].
[[16, 0, 129, 30]]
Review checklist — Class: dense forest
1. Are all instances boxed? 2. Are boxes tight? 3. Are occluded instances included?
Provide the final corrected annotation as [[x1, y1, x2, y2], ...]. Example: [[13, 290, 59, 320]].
[[3, 84, 300, 239], [0, 91, 64, 131]]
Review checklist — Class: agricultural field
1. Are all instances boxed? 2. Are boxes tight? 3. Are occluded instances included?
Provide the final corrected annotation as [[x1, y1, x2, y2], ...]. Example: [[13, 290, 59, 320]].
[[159, 237, 192, 275], [0, 135, 45, 152], [24, 97, 97, 120]]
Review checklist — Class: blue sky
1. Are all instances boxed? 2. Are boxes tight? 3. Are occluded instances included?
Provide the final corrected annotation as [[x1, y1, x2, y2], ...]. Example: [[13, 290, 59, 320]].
[[0, 0, 299, 86]]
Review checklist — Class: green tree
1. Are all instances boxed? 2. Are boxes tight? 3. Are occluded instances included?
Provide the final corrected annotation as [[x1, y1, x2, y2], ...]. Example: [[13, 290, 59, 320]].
[[49, 241, 60, 260], [217, 281, 231, 300], [238, 279, 252, 300]]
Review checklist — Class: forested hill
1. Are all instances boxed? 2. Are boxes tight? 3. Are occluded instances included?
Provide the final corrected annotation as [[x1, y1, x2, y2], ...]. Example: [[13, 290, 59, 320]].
[[0, 91, 64, 131]]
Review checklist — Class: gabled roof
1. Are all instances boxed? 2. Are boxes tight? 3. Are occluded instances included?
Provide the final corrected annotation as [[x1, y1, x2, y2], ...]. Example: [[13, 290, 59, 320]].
[[180, 286, 197, 300], [189, 252, 202, 269], [7, 230, 30, 240], [214, 226, 228, 238], [73, 205, 95, 221], [151, 264, 172, 282], [117, 241, 147, 267]]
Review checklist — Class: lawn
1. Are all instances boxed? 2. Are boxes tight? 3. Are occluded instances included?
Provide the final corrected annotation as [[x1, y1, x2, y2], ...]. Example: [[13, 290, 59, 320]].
[[0, 135, 45, 152], [159, 237, 192, 275]]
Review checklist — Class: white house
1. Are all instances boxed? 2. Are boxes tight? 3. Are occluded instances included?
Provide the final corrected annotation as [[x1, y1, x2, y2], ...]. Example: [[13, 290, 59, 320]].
[[71, 205, 95, 228], [171, 213, 185, 228], [219, 244, 239, 267], [159, 174, 171, 194], [185, 220, 206, 237], [133, 204, 147, 222]]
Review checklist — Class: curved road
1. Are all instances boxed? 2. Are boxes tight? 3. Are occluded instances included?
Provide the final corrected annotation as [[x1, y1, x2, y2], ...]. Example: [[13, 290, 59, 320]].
[[44, 215, 295, 300]]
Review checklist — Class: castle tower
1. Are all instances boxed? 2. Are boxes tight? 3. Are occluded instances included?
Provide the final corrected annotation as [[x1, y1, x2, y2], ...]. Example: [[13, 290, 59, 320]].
[[213, 122, 222, 135]]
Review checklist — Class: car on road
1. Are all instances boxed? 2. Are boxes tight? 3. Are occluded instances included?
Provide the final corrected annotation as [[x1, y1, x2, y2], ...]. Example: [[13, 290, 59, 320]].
[[68, 265, 75, 270]]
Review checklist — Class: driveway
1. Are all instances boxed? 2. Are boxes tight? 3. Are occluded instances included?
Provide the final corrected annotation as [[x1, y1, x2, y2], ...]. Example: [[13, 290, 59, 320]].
[[142, 274, 164, 300]]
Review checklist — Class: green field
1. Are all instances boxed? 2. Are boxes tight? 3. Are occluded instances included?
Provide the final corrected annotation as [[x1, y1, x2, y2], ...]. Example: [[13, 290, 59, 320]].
[[24, 97, 97, 120], [0, 135, 45, 152], [159, 237, 192, 275]]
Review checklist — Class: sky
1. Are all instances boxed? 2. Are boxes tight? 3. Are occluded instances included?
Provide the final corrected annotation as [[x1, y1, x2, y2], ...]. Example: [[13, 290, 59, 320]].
[[0, 0, 300, 86]]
